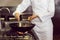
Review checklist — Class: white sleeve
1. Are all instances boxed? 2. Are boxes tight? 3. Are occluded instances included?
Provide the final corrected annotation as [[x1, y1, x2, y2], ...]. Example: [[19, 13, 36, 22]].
[[35, 0, 55, 22], [13, 0, 31, 15]]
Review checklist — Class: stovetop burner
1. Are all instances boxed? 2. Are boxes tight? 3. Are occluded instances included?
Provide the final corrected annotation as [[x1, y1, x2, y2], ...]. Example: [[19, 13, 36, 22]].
[[0, 29, 35, 40]]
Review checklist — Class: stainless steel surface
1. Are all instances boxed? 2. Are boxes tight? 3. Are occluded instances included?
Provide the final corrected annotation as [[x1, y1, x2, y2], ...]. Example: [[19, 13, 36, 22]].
[[0, 18, 5, 20]]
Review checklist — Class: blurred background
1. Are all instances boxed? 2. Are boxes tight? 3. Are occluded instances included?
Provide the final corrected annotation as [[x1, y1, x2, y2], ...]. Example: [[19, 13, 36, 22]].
[[0, 0, 60, 40], [0, 0, 22, 6]]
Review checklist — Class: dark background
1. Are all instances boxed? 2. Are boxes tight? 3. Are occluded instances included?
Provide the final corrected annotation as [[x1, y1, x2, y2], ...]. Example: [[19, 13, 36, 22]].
[[52, 0, 60, 35]]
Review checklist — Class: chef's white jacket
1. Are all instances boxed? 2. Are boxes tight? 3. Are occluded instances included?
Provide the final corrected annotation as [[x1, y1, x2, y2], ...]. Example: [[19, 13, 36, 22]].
[[13, 0, 55, 22]]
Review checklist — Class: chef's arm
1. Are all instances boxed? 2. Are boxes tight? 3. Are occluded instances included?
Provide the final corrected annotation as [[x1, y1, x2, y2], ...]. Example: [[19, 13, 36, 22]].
[[29, 0, 55, 22], [13, 0, 31, 21], [30, 0, 55, 22], [14, 12, 20, 21], [28, 13, 38, 21]]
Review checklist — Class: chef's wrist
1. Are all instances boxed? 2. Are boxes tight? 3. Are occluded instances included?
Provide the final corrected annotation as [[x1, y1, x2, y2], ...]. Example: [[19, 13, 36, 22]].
[[14, 13, 20, 21], [28, 15, 38, 21]]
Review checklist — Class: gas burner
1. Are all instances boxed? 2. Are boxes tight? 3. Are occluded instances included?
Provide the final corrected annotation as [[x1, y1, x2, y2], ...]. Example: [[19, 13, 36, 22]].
[[0, 30, 35, 40]]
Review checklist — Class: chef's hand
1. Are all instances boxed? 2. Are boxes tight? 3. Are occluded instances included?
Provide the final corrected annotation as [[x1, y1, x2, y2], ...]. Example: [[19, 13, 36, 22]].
[[14, 13, 20, 21], [28, 14, 38, 21]]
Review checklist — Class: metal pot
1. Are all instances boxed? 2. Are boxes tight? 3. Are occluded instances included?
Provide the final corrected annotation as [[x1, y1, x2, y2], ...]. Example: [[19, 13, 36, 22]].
[[9, 20, 35, 33]]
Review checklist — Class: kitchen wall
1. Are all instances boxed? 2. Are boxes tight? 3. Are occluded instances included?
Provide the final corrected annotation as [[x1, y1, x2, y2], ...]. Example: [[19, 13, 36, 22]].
[[0, 0, 22, 6], [52, 0, 60, 34]]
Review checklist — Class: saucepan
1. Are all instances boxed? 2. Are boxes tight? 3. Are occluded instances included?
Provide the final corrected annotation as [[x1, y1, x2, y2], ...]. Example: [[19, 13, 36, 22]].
[[9, 20, 35, 33]]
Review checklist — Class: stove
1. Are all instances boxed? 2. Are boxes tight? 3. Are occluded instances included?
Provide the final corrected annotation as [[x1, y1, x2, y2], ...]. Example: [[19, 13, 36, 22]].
[[0, 21, 35, 40], [0, 8, 37, 40], [0, 32, 34, 40]]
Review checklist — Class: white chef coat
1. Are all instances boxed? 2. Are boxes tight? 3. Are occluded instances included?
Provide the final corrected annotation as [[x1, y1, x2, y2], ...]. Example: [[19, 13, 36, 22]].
[[13, 0, 55, 40], [13, 0, 55, 22]]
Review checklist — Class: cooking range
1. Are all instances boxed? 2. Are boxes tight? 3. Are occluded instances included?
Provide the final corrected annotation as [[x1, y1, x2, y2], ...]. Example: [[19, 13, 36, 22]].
[[0, 8, 38, 40]]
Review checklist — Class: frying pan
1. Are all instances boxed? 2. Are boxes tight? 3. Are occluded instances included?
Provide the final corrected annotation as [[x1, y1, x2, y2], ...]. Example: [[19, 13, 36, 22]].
[[9, 20, 35, 33]]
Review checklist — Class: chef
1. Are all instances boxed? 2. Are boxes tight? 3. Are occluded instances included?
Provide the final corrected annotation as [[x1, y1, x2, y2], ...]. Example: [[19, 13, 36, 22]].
[[13, 0, 55, 40]]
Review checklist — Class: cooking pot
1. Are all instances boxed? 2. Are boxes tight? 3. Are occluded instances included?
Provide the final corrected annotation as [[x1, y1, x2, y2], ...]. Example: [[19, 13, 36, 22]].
[[9, 20, 35, 33]]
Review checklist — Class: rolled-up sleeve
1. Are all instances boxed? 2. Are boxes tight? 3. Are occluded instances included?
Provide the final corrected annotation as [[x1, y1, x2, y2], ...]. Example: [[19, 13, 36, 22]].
[[34, 0, 55, 22], [13, 0, 31, 15]]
